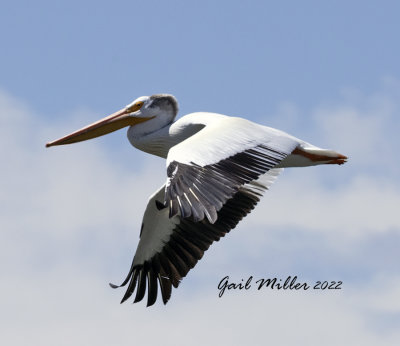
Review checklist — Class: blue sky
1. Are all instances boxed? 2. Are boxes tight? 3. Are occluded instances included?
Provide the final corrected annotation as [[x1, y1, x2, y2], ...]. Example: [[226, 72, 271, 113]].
[[1, 1, 400, 345], [2, 0, 400, 115]]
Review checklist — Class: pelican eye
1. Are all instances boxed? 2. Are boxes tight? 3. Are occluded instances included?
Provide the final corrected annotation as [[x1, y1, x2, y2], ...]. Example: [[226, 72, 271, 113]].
[[127, 101, 144, 113]]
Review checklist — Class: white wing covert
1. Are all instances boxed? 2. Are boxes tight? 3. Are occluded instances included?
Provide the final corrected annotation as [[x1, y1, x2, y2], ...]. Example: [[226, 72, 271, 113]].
[[165, 116, 298, 224]]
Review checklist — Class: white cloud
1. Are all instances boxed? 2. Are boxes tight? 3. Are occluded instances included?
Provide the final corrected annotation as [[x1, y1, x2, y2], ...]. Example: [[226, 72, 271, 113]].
[[247, 170, 400, 236], [248, 78, 400, 236], [2, 269, 400, 346], [1, 83, 400, 345], [0, 89, 165, 282]]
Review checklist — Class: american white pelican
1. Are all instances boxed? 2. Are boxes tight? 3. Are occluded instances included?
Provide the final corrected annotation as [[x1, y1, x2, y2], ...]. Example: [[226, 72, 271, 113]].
[[46, 94, 347, 306]]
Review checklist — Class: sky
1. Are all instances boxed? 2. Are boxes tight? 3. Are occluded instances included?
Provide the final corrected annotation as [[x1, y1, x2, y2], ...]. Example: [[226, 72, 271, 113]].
[[1, 1, 400, 345]]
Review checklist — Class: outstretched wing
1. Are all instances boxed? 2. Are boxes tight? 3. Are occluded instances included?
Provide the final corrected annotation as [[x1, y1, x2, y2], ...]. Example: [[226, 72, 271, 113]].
[[110, 169, 283, 306], [165, 116, 299, 224]]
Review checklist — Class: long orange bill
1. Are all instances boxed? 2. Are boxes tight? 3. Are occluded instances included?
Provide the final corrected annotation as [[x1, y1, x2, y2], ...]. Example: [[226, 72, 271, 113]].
[[46, 108, 149, 148]]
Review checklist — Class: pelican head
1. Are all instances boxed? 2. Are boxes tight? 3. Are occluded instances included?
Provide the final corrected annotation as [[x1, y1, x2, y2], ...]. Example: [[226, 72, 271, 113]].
[[46, 94, 178, 147]]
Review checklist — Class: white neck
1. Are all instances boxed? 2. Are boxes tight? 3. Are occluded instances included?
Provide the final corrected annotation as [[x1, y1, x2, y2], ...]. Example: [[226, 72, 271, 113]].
[[127, 113, 208, 159], [128, 124, 176, 158]]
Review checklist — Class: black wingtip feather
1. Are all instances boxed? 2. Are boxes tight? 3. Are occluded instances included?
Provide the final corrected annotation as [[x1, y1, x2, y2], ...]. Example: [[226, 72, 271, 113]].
[[133, 270, 147, 303], [158, 273, 172, 305], [120, 269, 138, 304], [146, 269, 158, 307]]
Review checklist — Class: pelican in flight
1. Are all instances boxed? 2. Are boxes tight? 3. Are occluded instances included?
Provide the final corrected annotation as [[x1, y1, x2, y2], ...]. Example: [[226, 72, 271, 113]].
[[46, 94, 347, 306]]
